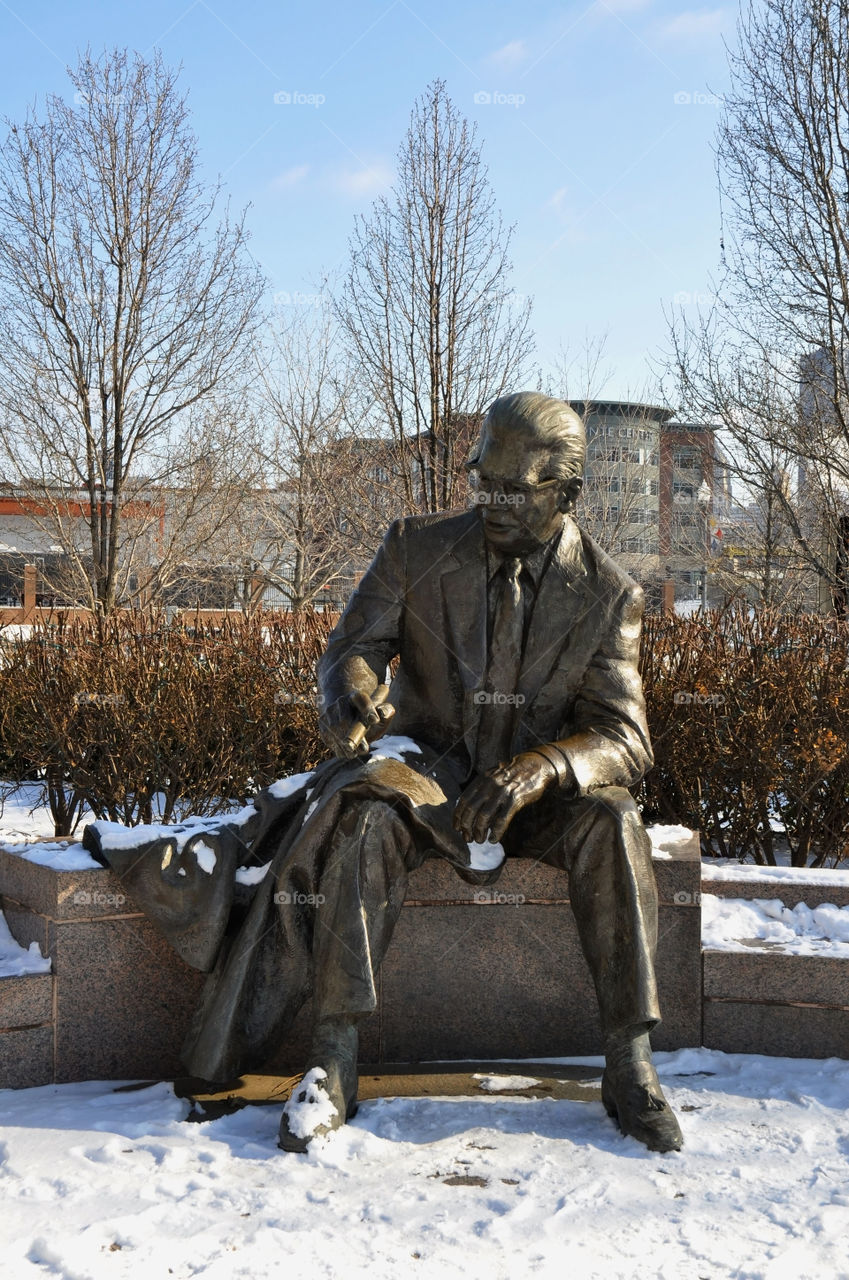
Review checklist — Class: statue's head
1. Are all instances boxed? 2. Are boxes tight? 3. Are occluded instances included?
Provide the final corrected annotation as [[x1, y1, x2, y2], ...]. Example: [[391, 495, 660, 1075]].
[[467, 391, 585, 555]]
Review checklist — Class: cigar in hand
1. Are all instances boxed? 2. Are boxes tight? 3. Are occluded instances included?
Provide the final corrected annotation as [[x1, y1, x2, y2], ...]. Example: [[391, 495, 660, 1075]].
[[343, 683, 394, 755]]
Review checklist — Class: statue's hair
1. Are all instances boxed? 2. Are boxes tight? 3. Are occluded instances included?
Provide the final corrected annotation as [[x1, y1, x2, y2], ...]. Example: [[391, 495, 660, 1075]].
[[473, 391, 586, 481]]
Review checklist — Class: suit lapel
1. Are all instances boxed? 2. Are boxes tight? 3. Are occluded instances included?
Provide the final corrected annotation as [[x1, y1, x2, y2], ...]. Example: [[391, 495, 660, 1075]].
[[439, 512, 488, 691], [439, 514, 488, 762], [517, 517, 590, 708]]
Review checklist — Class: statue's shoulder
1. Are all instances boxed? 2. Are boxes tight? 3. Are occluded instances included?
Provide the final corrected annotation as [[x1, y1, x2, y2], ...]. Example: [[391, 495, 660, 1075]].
[[575, 525, 644, 601], [395, 507, 478, 544]]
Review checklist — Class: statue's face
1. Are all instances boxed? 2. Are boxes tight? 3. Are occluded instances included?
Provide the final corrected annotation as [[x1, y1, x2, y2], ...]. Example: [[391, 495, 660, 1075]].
[[471, 436, 583, 556]]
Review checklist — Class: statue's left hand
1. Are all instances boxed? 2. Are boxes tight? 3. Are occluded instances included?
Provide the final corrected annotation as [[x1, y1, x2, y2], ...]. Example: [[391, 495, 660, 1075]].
[[453, 752, 557, 845]]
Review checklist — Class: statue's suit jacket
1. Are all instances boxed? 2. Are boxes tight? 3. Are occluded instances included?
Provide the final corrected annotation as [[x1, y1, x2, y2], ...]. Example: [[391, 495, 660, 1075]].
[[319, 508, 653, 795]]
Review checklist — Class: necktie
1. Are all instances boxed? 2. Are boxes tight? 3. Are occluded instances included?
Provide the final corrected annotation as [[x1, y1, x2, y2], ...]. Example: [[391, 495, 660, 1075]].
[[475, 557, 524, 773]]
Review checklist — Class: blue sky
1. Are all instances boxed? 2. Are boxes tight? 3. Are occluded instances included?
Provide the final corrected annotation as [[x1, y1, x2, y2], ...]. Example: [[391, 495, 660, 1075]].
[[0, 0, 733, 400]]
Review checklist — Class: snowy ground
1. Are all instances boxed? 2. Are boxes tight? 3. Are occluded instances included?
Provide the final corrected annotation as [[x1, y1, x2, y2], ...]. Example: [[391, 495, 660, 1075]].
[[0, 782, 75, 850], [2, 1050, 849, 1279], [4, 793, 849, 1277]]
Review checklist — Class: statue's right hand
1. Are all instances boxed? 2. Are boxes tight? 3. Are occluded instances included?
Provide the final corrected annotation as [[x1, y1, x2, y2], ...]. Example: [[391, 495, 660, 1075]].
[[319, 686, 395, 759]]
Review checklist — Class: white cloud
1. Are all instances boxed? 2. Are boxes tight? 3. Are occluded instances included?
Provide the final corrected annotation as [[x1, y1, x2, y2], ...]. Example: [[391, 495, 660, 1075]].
[[486, 39, 529, 69], [658, 8, 725, 41], [545, 186, 571, 214], [334, 163, 394, 199], [542, 186, 590, 242], [272, 164, 310, 191]]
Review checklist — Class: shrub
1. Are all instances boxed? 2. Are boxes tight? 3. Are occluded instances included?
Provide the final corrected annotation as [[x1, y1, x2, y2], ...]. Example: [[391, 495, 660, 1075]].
[[2, 603, 848, 866], [638, 605, 849, 866], [0, 610, 336, 833]]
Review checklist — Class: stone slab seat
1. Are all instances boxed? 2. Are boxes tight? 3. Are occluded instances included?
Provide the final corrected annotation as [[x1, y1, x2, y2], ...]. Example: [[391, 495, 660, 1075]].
[[0, 832, 704, 1087]]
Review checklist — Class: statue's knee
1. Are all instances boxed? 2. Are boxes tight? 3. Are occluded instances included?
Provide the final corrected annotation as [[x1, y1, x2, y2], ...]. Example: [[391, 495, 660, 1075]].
[[578, 786, 643, 838], [336, 796, 413, 867], [588, 785, 640, 817]]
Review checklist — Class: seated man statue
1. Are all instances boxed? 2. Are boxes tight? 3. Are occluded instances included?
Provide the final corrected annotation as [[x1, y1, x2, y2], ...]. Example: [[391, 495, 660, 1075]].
[[275, 390, 682, 1153], [85, 390, 682, 1155]]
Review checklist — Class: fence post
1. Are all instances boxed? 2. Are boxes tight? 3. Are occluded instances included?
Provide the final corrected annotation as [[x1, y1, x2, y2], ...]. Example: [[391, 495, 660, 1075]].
[[662, 578, 675, 615]]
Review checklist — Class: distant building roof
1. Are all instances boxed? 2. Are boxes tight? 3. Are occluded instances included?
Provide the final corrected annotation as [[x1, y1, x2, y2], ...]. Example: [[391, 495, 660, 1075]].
[[569, 400, 674, 424], [661, 420, 721, 433]]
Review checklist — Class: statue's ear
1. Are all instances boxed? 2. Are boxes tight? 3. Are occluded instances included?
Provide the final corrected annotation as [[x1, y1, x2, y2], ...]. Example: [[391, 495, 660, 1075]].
[[558, 476, 583, 512]]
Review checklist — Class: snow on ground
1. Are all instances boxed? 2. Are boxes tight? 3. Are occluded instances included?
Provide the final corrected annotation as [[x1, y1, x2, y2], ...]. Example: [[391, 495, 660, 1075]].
[[0, 783, 76, 848], [1, 1050, 849, 1279]]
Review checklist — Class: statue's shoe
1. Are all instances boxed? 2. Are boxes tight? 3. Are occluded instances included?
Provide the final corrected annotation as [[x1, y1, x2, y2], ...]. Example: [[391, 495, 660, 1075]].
[[601, 1059, 683, 1153], [277, 1066, 359, 1153]]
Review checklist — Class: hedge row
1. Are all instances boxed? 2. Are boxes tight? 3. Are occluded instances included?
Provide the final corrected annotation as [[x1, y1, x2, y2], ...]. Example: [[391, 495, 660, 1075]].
[[1, 606, 847, 865], [0, 611, 335, 831], [638, 606, 849, 866]]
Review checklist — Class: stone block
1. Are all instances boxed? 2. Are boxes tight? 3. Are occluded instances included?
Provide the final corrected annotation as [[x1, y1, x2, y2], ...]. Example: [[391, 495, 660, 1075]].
[[0, 848, 141, 921], [653, 901, 702, 1050], [0, 1026, 53, 1089], [0, 838, 703, 1083], [379, 848, 703, 1061], [703, 1000, 849, 1059], [380, 901, 602, 1060], [50, 915, 206, 1082], [0, 973, 53, 1030], [652, 830, 702, 906], [704, 950, 849, 1007]]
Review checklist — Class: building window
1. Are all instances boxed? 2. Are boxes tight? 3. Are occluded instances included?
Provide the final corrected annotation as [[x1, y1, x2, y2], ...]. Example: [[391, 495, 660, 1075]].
[[620, 535, 657, 554]]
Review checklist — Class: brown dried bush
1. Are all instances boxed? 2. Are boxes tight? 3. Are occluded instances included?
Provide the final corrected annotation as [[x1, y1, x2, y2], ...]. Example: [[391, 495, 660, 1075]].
[[0, 610, 336, 834], [638, 605, 849, 866], [2, 604, 848, 865]]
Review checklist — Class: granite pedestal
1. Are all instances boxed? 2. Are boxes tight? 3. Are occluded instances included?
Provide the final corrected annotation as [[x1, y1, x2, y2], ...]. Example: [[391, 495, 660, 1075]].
[[1, 834, 703, 1087], [701, 863, 849, 1059]]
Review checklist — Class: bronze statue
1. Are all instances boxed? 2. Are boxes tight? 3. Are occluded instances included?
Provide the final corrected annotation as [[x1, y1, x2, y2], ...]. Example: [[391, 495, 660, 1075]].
[[85, 391, 682, 1155]]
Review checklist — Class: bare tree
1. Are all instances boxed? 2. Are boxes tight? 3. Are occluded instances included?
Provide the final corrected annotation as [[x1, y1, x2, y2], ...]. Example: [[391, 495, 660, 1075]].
[[664, 0, 849, 609], [549, 332, 615, 405], [334, 79, 534, 514], [0, 49, 265, 612], [215, 304, 406, 613]]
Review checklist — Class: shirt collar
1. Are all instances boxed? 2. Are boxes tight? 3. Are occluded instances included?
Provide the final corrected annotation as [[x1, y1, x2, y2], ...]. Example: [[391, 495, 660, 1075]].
[[486, 526, 562, 589]]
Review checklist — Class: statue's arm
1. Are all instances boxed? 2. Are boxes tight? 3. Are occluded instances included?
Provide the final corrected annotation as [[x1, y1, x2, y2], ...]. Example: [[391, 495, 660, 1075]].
[[318, 518, 405, 714], [532, 583, 653, 795]]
